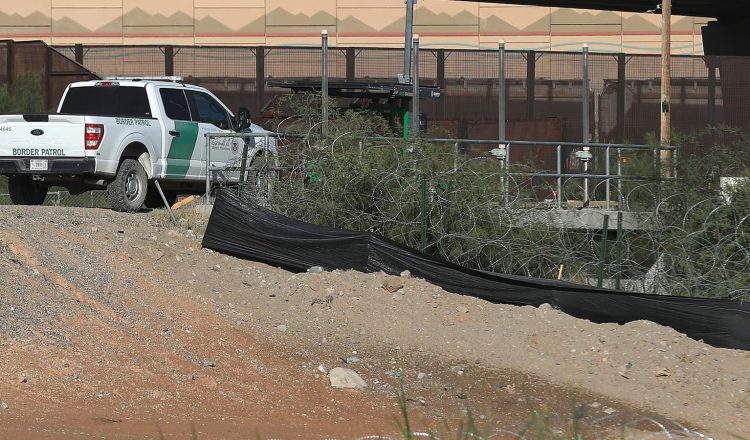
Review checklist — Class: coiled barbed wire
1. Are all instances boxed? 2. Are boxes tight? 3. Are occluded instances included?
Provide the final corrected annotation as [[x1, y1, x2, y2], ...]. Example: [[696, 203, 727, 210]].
[[218, 113, 750, 301]]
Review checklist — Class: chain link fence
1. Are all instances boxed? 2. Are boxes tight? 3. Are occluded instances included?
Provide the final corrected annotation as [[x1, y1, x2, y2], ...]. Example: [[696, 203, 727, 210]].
[[0, 189, 109, 208], [49, 44, 750, 146]]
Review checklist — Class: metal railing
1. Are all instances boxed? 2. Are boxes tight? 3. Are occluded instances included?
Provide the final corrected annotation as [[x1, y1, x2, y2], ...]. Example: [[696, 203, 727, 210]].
[[204, 131, 277, 202], [204, 131, 676, 212]]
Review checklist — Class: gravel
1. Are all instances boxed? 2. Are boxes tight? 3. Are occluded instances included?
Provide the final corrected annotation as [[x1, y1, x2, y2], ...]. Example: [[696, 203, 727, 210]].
[[0, 205, 748, 439]]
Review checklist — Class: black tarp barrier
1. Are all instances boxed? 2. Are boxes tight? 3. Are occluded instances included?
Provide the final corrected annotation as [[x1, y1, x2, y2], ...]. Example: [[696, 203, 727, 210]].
[[202, 190, 750, 351]]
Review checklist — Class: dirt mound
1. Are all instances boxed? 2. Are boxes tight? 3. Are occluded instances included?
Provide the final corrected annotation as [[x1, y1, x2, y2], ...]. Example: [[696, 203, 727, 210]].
[[0, 206, 748, 439]]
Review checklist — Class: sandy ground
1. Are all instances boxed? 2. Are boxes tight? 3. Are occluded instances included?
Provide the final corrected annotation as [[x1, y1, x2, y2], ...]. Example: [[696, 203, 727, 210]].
[[0, 205, 748, 439]]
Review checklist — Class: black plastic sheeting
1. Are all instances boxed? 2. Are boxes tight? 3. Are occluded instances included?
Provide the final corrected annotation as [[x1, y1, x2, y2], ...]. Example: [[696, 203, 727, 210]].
[[202, 190, 750, 351]]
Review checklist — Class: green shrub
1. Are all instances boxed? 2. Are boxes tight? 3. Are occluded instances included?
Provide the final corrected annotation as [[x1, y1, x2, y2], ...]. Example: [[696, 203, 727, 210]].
[[239, 95, 750, 299]]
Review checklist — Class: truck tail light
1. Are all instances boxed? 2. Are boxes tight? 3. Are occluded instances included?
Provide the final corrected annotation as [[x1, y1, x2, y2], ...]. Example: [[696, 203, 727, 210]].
[[85, 124, 104, 150]]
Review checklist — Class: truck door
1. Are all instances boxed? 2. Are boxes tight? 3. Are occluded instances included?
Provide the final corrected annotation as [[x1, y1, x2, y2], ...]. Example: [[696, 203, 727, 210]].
[[159, 88, 202, 181], [186, 90, 243, 183]]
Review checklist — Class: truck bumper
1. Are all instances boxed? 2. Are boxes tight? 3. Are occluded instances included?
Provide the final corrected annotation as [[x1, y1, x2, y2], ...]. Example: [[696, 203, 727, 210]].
[[0, 157, 96, 175]]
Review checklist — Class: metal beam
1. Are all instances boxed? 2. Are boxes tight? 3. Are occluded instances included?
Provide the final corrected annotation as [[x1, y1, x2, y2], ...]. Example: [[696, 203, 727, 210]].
[[450, 0, 746, 19]]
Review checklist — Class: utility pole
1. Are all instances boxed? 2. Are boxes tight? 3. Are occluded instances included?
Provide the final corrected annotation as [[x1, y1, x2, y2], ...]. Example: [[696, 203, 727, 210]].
[[400, 0, 416, 84], [660, 0, 672, 173]]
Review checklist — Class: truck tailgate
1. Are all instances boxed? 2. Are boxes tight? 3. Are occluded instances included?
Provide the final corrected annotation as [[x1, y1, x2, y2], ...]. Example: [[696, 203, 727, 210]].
[[0, 114, 86, 158]]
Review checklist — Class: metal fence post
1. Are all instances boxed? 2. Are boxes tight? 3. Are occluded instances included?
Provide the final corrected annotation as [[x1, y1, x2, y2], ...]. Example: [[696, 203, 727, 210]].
[[526, 50, 535, 120], [412, 34, 420, 138], [605, 145, 611, 210], [597, 214, 610, 288], [6, 41, 13, 90], [205, 134, 211, 203], [707, 55, 717, 138], [498, 39, 506, 142], [345, 47, 356, 82], [437, 49, 446, 118], [164, 45, 174, 76], [582, 44, 591, 206], [615, 211, 624, 290], [420, 174, 428, 252], [255, 46, 265, 116], [617, 147, 623, 209], [582, 44, 590, 143], [401, 0, 416, 84], [616, 53, 626, 143], [556, 144, 562, 208], [321, 30, 329, 137], [74, 44, 84, 65]]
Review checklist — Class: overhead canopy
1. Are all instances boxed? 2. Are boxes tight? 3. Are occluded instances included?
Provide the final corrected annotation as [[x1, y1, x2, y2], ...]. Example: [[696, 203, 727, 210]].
[[453, 0, 749, 20]]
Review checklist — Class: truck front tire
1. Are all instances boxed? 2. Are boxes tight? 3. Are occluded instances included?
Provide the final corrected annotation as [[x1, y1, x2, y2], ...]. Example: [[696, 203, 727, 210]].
[[107, 158, 148, 212], [8, 176, 49, 205]]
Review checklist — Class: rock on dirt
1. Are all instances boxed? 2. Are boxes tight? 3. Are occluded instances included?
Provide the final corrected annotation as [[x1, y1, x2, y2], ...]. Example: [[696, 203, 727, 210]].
[[382, 277, 404, 293], [328, 367, 367, 390]]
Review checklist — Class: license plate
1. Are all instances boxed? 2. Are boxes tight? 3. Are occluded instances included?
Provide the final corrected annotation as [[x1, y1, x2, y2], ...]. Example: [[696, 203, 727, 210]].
[[29, 159, 48, 171]]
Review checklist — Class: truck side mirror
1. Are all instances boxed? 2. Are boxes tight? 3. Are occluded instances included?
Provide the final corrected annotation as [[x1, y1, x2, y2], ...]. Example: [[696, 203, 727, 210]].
[[237, 107, 251, 131]]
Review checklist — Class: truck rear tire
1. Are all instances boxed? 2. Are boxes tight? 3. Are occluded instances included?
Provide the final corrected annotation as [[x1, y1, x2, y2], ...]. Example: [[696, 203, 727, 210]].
[[8, 176, 49, 205], [107, 158, 147, 212]]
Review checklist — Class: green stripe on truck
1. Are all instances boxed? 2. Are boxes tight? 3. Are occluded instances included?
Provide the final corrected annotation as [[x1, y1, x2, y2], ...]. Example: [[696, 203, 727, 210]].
[[165, 121, 199, 178]]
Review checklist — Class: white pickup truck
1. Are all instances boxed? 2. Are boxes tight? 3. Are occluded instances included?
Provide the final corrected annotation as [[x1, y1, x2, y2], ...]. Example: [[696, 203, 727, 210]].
[[0, 77, 274, 211]]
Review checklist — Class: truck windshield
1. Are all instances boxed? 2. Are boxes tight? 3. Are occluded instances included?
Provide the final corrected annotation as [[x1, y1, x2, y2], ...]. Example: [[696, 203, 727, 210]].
[[60, 86, 152, 118]]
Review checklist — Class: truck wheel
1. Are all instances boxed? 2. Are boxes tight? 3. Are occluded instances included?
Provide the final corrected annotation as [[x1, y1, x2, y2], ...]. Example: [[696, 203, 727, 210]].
[[144, 185, 178, 209], [107, 158, 147, 212], [8, 176, 48, 205]]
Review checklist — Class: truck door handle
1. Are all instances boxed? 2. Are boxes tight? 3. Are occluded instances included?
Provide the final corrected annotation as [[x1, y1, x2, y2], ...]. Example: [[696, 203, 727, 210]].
[[169, 130, 180, 137]]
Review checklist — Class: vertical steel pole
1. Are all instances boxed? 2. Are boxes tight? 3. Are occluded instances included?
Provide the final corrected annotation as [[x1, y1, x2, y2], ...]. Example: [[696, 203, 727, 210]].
[[707, 56, 716, 127], [321, 30, 329, 137], [605, 145, 611, 210], [582, 43, 590, 144], [503, 144, 509, 205], [498, 39, 506, 142], [74, 44, 84, 64], [597, 214, 610, 288], [525, 50, 535, 120], [616, 53, 626, 144], [205, 135, 211, 204], [556, 144, 562, 208], [660, 0, 672, 172], [453, 142, 459, 172], [617, 147, 623, 209], [412, 34, 420, 137], [582, 44, 591, 205], [401, 0, 416, 84], [615, 211, 623, 290], [164, 45, 174, 76], [255, 46, 265, 116]]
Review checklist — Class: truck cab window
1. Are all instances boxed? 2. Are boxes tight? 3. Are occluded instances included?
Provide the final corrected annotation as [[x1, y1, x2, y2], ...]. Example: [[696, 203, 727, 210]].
[[61, 86, 151, 118], [159, 89, 191, 121], [189, 91, 232, 130]]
